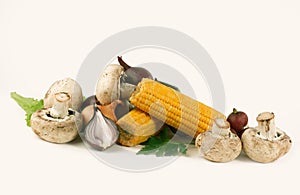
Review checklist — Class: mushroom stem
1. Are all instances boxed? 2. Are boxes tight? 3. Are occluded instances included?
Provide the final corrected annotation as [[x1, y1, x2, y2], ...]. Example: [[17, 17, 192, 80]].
[[50, 92, 70, 119], [212, 118, 230, 136], [256, 112, 276, 141]]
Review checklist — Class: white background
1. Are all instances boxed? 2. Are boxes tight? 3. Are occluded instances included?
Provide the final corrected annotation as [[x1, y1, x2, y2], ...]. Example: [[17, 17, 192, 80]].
[[1, 0, 300, 195]]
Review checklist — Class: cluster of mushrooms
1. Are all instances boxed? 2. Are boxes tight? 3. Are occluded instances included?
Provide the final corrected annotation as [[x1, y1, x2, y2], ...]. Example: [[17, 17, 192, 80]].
[[31, 78, 83, 143], [29, 57, 292, 164], [30, 57, 153, 150], [195, 112, 292, 163]]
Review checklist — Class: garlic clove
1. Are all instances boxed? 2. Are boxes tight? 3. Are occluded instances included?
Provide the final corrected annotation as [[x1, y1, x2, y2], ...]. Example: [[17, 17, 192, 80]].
[[83, 108, 119, 151]]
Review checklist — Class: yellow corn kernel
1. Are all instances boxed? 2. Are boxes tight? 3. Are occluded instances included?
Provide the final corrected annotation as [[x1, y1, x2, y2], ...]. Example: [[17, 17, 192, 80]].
[[129, 78, 225, 138], [116, 108, 163, 146], [117, 129, 150, 147]]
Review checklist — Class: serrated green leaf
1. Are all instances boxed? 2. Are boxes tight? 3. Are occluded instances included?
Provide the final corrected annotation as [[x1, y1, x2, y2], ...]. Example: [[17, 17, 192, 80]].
[[155, 145, 166, 157], [11, 92, 44, 127], [164, 143, 179, 156], [178, 144, 188, 155], [136, 139, 164, 155], [147, 136, 163, 145], [137, 127, 188, 157]]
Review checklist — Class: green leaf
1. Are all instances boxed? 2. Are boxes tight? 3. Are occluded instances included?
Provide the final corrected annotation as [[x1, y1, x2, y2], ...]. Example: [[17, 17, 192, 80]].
[[10, 92, 44, 127], [136, 145, 161, 155], [155, 145, 166, 157], [164, 143, 179, 156], [159, 127, 169, 142], [137, 128, 188, 157]]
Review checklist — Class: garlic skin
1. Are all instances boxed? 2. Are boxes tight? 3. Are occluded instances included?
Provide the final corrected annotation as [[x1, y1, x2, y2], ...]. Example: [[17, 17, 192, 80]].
[[82, 106, 119, 151], [196, 118, 242, 163]]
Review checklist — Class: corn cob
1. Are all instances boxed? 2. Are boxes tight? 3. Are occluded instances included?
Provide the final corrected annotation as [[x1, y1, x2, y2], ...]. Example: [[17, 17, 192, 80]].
[[116, 108, 163, 147], [117, 129, 150, 147], [129, 78, 226, 138]]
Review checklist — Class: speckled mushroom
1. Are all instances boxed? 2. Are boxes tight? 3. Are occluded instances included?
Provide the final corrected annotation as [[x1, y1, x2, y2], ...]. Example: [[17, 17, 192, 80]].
[[242, 112, 292, 163], [195, 118, 242, 162], [95, 64, 125, 106], [95, 64, 136, 121], [44, 78, 83, 111], [31, 92, 83, 143]]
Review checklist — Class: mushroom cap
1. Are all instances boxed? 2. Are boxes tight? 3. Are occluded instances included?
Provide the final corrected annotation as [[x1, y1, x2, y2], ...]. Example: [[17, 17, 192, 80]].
[[44, 78, 83, 111], [96, 64, 124, 105], [30, 108, 83, 143], [242, 128, 292, 163], [256, 112, 275, 122], [196, 131, 242, 163]]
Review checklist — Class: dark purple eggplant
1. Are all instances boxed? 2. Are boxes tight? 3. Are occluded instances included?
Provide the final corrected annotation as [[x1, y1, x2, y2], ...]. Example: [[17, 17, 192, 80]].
[[118, 56, 153, 85]]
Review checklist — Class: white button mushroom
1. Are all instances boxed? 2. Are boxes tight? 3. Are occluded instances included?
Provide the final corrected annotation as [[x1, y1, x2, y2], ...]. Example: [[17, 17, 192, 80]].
[[242, 112, 292, 163], [96, 64, 125, 106], [44, 78, 83, 111], [195, 118, 242, 162], [31, 92, 83, 143], [30, 78, 84, 143], [95, 64, 136, 121]]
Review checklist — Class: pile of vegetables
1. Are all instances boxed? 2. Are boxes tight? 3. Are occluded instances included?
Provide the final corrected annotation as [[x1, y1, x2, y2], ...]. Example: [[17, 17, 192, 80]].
[[11, 57, 292, 163]]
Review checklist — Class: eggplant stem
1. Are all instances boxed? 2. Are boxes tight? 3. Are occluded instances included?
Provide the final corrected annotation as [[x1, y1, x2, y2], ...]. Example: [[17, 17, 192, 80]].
[[233, 108, 238, 114], [118, 56, 131, 70]]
